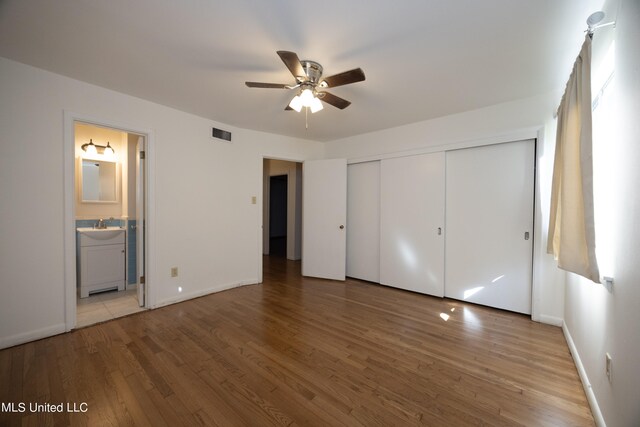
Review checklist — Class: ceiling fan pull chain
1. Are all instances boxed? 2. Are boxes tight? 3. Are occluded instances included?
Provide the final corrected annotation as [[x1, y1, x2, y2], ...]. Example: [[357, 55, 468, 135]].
[[305, 107, 308, 129]]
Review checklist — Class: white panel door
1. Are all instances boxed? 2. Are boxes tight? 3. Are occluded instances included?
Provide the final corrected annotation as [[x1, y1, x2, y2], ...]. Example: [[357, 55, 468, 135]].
[[445, 140, 535, 314], [302, 159, 347, 280], [347, 161, 380, 282], [380, 153, 445, 296]]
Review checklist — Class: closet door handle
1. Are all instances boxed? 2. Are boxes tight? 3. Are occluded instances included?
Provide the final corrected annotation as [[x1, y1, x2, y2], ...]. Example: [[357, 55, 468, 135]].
[[524, 231, 530, 240], [438, 227, 442, 235]]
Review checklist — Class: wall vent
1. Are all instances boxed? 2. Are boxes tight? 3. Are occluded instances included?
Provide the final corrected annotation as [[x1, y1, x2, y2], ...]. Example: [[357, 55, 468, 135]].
[[212, 127, 232, 142]]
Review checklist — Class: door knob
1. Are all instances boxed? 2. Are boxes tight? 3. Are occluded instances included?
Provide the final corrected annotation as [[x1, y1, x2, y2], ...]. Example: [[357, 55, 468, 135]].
[[339, 225, 344, 229]]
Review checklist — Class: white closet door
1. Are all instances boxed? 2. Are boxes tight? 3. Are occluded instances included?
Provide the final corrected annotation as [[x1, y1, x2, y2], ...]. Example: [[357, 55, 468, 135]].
[[347, 161, 380, 282], [380, 153, 445, 296], [445, 140, 535, 314], [302, 159, 347, 280]]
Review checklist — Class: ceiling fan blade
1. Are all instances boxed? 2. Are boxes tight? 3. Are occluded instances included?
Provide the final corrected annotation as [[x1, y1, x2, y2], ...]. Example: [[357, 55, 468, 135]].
[[277, 51, 306, 81], [285, 105, 293, 111], [318, 91, 351, 109], [245, 82, 290, 89], [322, 68, 365, 88]]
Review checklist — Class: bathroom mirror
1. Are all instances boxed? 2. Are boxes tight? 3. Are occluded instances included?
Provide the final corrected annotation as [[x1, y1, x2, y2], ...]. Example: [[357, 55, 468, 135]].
[[80, 159, 119, 203]]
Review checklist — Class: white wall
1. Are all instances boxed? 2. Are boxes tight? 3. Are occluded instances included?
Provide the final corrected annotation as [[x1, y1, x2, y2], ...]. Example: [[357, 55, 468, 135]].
[[325, 91, 565, 324], [563, 1, 640, 426], [0, 56, 323, 348], [325, 92, 559, 161]]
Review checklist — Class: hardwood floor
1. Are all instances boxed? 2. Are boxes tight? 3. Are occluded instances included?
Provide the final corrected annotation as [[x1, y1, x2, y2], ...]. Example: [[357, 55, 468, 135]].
[[0, 257, 594, 426]]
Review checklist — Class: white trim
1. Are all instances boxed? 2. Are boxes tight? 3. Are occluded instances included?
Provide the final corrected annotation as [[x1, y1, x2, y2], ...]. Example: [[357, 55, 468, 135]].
[[63, 111, 155, 332], [530, 127, 544, 322], [346, 127, 540, 164], [63, 113, 77, 331], [562, 321, 606, 427], [0, 323, 66, 349]]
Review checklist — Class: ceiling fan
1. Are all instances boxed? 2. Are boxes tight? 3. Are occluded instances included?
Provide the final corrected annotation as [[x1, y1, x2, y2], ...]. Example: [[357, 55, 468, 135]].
[[245, 51, 365, 113]]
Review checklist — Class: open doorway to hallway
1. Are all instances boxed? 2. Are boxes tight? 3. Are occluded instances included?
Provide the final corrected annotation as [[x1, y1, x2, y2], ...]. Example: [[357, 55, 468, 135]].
[[262, 159, 303, 269]]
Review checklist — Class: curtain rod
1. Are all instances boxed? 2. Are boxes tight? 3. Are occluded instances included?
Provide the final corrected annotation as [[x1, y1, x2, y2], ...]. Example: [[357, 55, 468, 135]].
[[587, 21, 616, 37], [553, 12, 616, 119]]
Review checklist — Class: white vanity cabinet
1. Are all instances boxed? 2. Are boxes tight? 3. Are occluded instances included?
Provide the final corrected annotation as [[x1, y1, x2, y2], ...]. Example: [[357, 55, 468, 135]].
[[77, 228, 126, 298]]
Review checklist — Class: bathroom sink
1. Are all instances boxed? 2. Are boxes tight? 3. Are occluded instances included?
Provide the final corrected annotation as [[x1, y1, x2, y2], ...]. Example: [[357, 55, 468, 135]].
[[77, 227, 124, 240]]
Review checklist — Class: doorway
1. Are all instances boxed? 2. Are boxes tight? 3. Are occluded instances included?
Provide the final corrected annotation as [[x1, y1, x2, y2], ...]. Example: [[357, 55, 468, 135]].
[[262, 159, 303, 277], [269, 175, 288, 257], [72, 121, 149, 327]]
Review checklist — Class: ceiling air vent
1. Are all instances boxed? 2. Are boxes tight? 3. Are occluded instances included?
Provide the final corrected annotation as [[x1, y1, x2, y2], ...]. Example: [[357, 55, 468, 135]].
[[212, 127, 232, 142]]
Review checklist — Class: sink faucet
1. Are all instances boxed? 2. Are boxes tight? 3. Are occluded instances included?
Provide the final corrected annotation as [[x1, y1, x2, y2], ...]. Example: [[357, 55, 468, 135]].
[[95, 219, 106, 229]]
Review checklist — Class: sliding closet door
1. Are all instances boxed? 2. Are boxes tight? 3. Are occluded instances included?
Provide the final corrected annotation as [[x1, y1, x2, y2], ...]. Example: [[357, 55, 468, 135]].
[[347, 161, 380, 282], [445, 140, 535, 314], [380, 153, 445, 296]]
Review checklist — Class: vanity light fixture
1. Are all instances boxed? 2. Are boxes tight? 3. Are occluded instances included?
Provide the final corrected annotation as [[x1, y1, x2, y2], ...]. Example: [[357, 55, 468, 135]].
[[81, 139, 116, 157], [103, 142, 115, 159]]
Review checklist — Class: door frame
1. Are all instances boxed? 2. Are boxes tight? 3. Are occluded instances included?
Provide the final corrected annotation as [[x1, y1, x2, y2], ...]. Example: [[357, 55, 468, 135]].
[[63, 111, 155, 331]]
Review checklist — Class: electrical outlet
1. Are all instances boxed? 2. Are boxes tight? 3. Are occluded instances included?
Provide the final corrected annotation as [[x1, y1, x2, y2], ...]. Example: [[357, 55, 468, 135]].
[[171, 267, 178, 277], [605, 353, 612, 382], [251, 196, 257, 204]]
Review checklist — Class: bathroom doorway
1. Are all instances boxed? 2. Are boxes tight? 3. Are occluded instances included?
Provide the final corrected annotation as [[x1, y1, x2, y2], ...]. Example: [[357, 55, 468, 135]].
[[262, 159, 303, 276], [72, 121, 149, 327]]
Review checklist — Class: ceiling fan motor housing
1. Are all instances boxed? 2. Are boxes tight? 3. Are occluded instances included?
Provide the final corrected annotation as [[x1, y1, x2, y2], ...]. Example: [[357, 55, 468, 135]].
[[300, 60, 323, 84]]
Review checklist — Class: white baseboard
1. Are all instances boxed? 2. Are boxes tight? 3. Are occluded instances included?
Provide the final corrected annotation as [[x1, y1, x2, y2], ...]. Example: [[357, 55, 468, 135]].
[[538, 314, 563, 326], [0, 323, 66, 350], [154, 279, 258, 309], [562, 321, 606, 427]]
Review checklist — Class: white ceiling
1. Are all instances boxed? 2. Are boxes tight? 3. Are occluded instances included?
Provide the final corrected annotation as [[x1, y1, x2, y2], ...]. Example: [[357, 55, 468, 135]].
[[0, 0, 602, 141]]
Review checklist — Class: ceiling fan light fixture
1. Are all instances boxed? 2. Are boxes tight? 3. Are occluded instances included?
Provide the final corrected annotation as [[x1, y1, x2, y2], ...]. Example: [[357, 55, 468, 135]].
[[299, 88, 314, 107], [310, 96, 323, 113], [246, 51, 365, 116], [289, 95, 303, 112]]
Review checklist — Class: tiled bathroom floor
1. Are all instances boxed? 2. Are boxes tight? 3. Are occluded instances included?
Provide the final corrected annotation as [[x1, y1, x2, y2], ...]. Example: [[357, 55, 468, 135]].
[[76, 288, 146, 328]]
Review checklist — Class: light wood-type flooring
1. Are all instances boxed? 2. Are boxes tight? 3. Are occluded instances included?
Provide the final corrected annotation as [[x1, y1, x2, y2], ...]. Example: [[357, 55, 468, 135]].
[[0, 256, 594, 426]]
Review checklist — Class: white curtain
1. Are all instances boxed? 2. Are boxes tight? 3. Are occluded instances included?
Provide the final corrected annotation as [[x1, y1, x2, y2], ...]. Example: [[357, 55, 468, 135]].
[[547, 35, 600, 283]]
